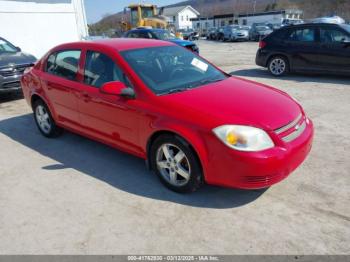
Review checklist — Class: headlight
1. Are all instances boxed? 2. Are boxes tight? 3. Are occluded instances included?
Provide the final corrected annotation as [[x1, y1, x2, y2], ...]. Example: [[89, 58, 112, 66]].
[[213, 125, 274, 152]]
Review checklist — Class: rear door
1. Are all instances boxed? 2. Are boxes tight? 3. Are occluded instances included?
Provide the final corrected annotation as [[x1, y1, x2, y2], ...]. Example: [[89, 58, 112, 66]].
[[41, 50, 81, 127], [283, 26, 321, 71], [318, 25, 350, 73]]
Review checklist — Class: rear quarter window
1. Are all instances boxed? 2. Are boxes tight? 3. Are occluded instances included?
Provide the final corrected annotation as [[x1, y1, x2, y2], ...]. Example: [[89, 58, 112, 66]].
[[265, 28, 288, 41]]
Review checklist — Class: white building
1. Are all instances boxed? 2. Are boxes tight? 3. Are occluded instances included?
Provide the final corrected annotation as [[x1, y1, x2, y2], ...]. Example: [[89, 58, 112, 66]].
[[193, 9, 303, 30], [162, 5, 200, 30], [238, 9, 303, 26], [0, 0, 88, 58], [191, 17, 215, 36]]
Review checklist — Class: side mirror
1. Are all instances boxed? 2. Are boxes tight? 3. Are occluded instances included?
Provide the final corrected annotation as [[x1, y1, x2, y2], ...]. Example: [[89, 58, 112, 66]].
[[16, 46, 21, 52], [100, 81, 135, 99]]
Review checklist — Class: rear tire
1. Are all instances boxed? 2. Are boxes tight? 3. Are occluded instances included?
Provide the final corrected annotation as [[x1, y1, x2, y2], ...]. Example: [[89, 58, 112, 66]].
[[268, 56, 290, 77], [150, 135, 203, 193], [33, 99, 63, 138]]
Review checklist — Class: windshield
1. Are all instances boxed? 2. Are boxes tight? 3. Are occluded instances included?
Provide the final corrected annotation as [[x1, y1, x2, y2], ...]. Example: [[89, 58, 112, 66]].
[[154, 30, 175, 40], [0, 38, 18, 53], [121, 46, 227, 95], [141, 7, 153, 18], [256, 26, 270, 31], [340, 24, 350, 34]]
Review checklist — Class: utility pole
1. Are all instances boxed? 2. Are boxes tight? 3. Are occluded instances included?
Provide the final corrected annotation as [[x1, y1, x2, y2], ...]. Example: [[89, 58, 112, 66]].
[[253, 0, 257, 15]]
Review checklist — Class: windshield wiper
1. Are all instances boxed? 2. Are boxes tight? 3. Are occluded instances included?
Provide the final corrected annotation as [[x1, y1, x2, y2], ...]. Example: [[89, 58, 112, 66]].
[[200, 77, 225, 86], [162, 78, 225, 95], [163, 87, 190, 95]]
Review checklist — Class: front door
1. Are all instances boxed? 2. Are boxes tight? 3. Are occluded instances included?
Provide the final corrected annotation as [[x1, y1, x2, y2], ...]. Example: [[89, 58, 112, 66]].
[[284, 26, 320, 71], [318, 25, 350, 74], [76, 50, 142, 155]]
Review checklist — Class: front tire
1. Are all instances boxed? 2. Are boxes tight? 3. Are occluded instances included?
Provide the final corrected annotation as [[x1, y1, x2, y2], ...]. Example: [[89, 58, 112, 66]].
[[150, 135, 203, 193], [268, 56, 290, 76], [33, 99, 63, 138]]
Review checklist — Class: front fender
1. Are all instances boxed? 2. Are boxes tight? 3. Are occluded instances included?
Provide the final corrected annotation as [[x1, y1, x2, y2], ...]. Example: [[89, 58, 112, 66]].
[[145, 118, 210, 180]]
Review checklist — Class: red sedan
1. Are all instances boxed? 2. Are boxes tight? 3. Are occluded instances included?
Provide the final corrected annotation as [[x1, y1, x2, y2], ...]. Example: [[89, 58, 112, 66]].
[[21, 39, 314, 193]]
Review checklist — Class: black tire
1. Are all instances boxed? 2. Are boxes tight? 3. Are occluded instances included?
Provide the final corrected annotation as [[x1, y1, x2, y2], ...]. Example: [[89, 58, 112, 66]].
[[150, 134, 203, 193], [267, 56, 290, 77], [33, 99, 63, 138]]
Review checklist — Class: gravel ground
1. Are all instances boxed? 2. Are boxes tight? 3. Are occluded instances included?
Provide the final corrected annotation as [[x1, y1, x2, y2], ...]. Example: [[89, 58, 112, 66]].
[[0, 40, 349, 254]]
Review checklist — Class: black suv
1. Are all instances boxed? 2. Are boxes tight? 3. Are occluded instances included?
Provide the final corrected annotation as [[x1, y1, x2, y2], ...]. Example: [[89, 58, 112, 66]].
[[256, 23, 350, 76], [0, 37, 36, 93]]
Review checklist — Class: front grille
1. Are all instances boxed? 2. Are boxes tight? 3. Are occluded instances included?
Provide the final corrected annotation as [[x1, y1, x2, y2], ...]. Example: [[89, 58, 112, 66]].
[[275, 113, 306, 143], [275, 114, 302, 134], [2, 81, 20, 89], [244, 172, 288, 186], [0, 64, 30, 77]]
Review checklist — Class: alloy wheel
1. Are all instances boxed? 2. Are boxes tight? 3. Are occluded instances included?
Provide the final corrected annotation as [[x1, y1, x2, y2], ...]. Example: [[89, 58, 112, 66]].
[[156, 143, 191, 187], [269, 58, 286, 76], [35, 104, 52, 134]]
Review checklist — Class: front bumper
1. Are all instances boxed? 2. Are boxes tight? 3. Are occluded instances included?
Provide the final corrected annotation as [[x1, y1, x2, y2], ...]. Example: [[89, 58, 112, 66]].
[[204, 118, 314, 189], [232, 35, 249, 41], [0, 74, 22, 93]]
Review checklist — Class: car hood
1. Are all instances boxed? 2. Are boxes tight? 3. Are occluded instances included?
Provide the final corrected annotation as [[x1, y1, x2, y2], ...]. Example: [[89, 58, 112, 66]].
[[168, 39, 194, 47], [159, 77, 301, 131], [234, 30, 249, 35], [257, 30, 272, 34], [0, 51, 36, 68]]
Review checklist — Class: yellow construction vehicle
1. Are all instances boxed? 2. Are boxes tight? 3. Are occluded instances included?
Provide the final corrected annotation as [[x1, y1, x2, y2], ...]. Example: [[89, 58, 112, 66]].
[[123, 4, 168, 30]]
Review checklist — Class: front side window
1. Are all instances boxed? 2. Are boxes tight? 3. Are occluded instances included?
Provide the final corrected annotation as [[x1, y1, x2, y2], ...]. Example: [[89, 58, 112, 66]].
[[0, 38, 18, 53], [121, 46, 227, 95], [84, 51, 131, 88], [320, 27, 350, 43], [288, 28, 315, 42], [130, 9, 138, 27], [46, 50, 81, 81]]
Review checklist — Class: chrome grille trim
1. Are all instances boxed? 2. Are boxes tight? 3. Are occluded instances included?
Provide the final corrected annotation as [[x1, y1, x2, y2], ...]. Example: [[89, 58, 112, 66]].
[[275, 113, 302, 135], [282, 121, 306, 142]]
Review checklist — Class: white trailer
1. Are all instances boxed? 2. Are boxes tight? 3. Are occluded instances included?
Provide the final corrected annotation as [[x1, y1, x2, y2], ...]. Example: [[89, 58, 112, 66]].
[[0, 0, 88, 58]]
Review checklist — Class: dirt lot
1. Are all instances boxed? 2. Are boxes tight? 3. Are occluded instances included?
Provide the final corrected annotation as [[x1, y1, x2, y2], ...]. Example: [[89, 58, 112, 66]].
[[0, 40, 349, 254]]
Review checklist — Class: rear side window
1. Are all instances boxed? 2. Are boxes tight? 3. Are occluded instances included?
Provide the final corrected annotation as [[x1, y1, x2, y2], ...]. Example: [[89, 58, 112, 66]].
[[45, 50, 81, 81], [268, 29, 288, 41], [127, 32, 139, 38], [287, 28, 315, 42]]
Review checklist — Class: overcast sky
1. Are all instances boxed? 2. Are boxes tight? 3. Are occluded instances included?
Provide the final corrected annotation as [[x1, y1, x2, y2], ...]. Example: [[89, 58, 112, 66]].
[[84, 0, 184, 24]]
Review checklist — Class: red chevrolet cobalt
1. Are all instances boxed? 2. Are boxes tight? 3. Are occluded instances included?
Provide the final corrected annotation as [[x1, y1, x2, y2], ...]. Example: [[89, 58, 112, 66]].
[[21, 39, 314, 193]]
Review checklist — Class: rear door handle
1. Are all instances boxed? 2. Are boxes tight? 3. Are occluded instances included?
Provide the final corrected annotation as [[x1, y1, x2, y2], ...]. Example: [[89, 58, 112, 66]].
[[82, 92, 92, 102]]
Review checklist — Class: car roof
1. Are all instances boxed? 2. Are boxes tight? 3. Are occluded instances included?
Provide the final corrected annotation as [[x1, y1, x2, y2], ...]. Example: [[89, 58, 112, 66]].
[[285, 23, 343, 28], [52, 38, 174, 52], [130, 28, 166, 32]]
